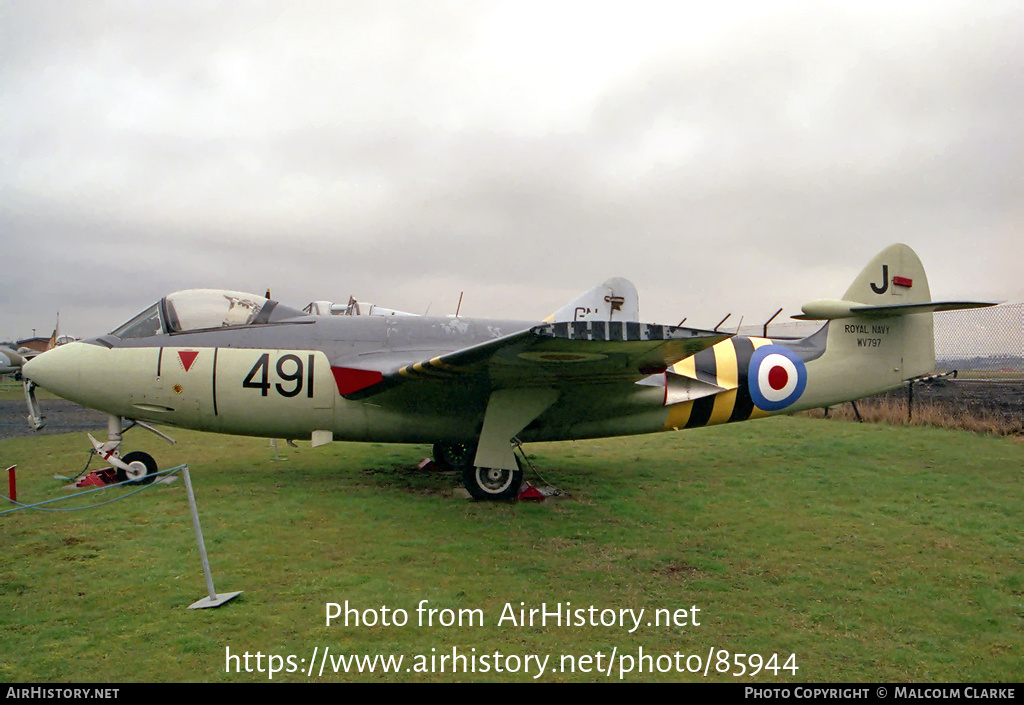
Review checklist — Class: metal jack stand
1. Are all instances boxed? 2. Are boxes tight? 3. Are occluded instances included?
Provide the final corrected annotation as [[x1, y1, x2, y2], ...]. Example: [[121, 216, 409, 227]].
[[182, 466, 243, 609], [270, 439, 289, 461], [270, 438, 298, 460]]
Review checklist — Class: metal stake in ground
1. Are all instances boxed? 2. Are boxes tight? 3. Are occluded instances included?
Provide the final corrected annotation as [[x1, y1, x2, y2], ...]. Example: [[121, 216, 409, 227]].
[[908, 380, 914, 422], [182, 465, 243, 609]]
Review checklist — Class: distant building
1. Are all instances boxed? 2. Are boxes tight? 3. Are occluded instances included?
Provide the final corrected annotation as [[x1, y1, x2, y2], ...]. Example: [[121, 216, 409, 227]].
[[16, 337, 51, 353]]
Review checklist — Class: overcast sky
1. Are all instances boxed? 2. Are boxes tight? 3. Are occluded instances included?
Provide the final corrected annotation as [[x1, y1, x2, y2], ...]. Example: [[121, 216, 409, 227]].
[[2, 0, 1021, 342]]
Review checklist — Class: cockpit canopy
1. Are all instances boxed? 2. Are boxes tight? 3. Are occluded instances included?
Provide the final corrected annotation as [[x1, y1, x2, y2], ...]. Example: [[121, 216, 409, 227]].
[[111, 290, 305, 339]]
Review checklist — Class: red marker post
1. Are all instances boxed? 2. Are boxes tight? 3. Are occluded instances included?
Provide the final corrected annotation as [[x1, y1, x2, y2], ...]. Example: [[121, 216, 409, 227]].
[[6, 465, 15, 503]]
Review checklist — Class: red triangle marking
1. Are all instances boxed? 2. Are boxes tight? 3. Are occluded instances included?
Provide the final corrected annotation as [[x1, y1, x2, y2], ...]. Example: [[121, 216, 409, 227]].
[[178, 350, 199, 372], [330, 366, 383, 396]]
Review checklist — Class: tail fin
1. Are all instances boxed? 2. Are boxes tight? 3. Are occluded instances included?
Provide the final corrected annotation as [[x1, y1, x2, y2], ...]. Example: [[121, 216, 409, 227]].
[[795, 244, 995, 405], [842, 242, 932, 305], [798, 244, 996, 321], [545, 277, 639, 323]]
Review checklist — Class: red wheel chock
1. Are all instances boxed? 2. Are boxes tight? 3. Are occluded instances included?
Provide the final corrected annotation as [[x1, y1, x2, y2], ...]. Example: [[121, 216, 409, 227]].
[[517, 482, 546, 502], [75, 468, 119, 488]]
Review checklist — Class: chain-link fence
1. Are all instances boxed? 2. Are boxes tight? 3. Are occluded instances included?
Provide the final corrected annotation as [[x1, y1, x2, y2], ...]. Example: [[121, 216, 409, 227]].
[[934, 303, 1023, 378]]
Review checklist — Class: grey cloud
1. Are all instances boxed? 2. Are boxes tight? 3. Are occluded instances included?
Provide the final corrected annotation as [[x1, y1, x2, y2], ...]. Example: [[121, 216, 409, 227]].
[[1, 1, 1020, 341]]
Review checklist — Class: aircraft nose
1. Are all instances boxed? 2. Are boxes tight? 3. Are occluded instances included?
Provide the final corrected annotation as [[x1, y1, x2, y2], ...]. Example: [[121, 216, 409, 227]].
[[22, 342, 83, 395]]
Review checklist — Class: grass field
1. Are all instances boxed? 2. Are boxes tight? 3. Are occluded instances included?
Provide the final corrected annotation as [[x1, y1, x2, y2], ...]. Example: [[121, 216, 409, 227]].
[[1, 417, 1021, 683]]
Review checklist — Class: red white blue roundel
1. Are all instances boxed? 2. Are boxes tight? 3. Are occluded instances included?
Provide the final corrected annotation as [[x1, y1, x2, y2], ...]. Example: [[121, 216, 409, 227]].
[[748, 345, 807, 411]]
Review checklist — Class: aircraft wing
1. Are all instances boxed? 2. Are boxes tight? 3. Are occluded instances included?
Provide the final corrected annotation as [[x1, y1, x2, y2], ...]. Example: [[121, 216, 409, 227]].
[[337, 321, 731, 400]]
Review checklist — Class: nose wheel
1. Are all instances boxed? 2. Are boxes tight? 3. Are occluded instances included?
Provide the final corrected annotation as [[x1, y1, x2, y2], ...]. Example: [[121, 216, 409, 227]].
[[115, 451, 159, 485]]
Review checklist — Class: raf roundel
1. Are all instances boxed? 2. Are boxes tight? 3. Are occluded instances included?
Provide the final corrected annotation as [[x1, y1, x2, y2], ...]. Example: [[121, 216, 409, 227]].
[[748, 345, 808, 412]]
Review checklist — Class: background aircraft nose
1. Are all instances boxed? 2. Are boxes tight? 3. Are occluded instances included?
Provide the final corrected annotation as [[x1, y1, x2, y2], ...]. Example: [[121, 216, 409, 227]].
[[0, 348, 25, 373]]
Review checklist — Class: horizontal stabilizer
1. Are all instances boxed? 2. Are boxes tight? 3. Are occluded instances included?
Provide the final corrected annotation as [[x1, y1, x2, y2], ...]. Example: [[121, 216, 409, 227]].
[[794, 298, 998, 320]]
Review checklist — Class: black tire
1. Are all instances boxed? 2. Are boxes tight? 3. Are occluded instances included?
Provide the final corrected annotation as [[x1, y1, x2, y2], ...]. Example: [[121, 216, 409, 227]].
[[116, 451, 159, 486], [432, 442, 474, 472], [462, 460, 523, 500]]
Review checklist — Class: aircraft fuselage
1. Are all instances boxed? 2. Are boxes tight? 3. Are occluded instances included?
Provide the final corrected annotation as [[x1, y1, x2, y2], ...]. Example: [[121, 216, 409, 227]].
[[22, 312, 847, 447]]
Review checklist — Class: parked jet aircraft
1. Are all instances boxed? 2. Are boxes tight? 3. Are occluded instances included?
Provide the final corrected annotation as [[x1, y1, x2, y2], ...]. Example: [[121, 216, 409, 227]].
[[21, 244, 993, 499], [1, 348, 25, 376]]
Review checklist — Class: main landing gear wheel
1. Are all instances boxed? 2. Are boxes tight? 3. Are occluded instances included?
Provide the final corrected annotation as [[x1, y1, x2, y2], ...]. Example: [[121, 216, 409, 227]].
[[462, 458, 523, 500], [432, 442, 474, 472], [116, 451, 159, 486]]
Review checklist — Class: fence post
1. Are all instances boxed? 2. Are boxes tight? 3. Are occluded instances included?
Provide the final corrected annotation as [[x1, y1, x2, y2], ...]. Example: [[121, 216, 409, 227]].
[[908, 381, 914, 423]]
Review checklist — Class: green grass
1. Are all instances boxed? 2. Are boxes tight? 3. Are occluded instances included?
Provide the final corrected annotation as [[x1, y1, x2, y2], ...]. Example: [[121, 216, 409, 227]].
[[1, 417, 1021, 682], [0, 381, 60, 401]]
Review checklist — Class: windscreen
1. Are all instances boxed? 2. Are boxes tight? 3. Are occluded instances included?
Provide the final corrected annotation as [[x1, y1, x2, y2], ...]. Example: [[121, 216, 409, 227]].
[[110, 303, 163, 339]]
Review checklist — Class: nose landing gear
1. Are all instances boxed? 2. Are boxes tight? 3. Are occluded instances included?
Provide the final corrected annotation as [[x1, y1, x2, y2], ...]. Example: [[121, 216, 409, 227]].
[[87, 415, 176, 486]]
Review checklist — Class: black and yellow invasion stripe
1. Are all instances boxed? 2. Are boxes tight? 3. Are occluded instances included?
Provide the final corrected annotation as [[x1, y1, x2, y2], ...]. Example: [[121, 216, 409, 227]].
[[664, 336, 774, 431], [397, 356, 469, 379]]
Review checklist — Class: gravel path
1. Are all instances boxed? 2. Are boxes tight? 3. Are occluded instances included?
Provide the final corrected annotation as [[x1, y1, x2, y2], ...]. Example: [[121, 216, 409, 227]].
[[0, 399, 109, 439]]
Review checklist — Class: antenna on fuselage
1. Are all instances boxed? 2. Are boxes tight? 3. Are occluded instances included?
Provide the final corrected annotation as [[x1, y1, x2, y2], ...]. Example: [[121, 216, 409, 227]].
[[455, 291, 464, 317], [713, 314, 731, 332], [762, 308, 782, 337]]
